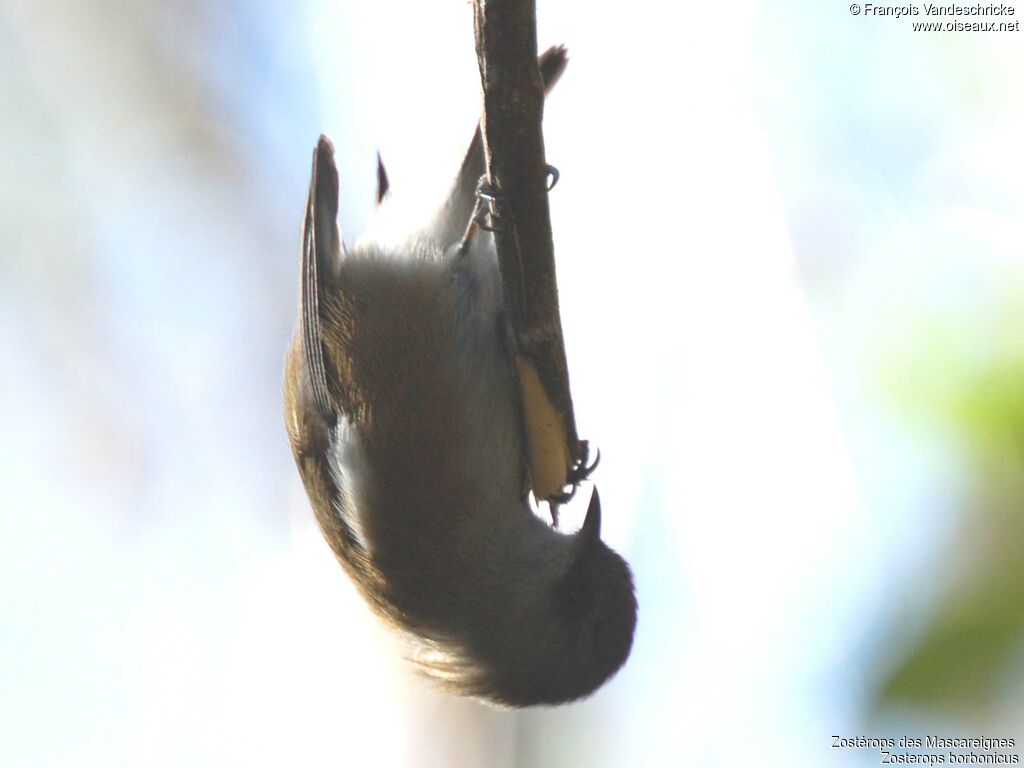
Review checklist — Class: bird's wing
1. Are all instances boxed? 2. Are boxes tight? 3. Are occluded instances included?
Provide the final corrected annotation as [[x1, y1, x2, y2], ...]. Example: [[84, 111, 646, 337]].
[[298, 135, 344, 419]]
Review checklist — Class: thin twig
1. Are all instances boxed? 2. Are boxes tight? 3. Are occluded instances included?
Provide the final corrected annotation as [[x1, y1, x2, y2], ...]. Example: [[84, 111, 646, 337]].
[[472, 0, 583, 503]]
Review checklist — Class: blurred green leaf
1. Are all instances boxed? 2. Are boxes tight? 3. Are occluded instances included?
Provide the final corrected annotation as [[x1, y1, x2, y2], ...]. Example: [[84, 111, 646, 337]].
[[874, 294, 1024, 713], [880, 494, 1024, 711]]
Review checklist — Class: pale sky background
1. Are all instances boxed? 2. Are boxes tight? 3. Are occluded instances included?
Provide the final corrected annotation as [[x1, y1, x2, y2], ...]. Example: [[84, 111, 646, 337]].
[[1, 1, 1023, 766]]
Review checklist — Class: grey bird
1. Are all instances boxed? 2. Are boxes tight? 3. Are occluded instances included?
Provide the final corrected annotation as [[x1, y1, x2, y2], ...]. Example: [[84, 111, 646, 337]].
[[283, 47, 636, 707]]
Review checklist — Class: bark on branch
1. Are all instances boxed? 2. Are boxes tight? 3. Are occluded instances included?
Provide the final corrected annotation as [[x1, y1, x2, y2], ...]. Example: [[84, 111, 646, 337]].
[[472, 0, 583, 503]]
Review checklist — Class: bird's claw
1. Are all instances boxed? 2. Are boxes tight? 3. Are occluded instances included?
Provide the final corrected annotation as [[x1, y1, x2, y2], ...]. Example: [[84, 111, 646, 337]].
[[547, 441, 601, 522], [475, 177, 504, 232]]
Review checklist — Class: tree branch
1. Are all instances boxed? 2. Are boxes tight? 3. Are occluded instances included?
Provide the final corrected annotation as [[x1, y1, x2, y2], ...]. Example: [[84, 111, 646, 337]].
[[472, 0, 583, 504]]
